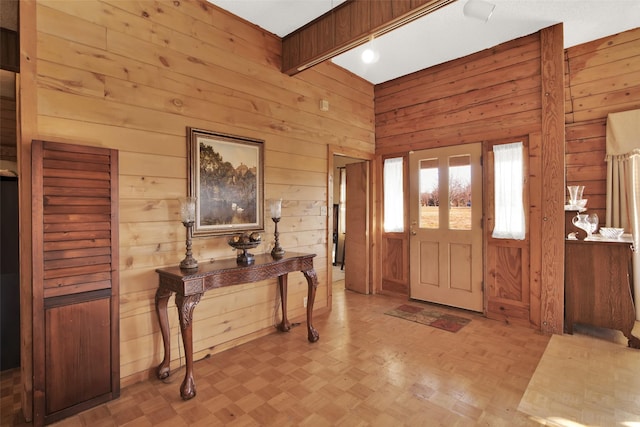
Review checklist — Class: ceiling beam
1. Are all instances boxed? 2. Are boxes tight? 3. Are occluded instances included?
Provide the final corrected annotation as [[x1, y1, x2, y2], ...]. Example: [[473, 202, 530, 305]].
[[281, 0, 458, 76]]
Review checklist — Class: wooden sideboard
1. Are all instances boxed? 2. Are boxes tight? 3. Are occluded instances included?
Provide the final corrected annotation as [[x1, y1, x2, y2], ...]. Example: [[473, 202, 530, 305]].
[[564, 208, 587, 239], [565, 238, 640, 348], [155, 252, 320, 400]]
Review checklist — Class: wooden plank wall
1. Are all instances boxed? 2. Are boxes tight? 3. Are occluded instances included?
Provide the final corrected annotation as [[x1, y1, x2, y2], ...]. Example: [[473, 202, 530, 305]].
[[375, 25, 640, 333], [24, 0, 374, 387], [375, 33, 543, 155], [0, 94, 17, 164], [565, 27, 640, 221], [375, 32, 547, 328]]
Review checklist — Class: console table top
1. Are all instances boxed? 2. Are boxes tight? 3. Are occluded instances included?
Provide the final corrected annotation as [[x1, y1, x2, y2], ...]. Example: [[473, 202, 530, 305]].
[[156, 251, 316, 279], [565, 235, 633, 245]]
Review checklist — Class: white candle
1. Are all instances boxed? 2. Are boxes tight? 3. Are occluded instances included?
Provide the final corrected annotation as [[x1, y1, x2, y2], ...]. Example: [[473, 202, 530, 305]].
[[270, 198, 282, 219], [179, 197, 196, 223]]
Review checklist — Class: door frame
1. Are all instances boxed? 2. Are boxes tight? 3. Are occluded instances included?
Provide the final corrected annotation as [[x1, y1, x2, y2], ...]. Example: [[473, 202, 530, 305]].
[[379, 152, 410, 295], [483, 136, 535, 326], [327, 146, 375, 307]]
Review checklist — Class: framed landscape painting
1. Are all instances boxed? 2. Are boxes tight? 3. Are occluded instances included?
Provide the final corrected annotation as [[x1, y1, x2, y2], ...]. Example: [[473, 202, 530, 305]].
[[187, 127, 264, 237]]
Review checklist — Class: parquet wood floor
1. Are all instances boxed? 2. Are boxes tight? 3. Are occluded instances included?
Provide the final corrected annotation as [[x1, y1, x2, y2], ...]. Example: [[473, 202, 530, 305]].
[[519, 325, 640, 425], [3, 281, 554, 426]]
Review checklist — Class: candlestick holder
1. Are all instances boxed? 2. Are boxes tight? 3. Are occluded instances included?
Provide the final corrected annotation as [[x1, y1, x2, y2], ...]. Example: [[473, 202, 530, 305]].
[[270, 198, 285, 259], [179, 197, 198, 270], [271, 217, 285, 259]]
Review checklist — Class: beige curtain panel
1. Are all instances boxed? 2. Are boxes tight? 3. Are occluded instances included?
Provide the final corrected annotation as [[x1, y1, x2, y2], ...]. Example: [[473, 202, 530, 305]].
[[606, 108, 640, 320]]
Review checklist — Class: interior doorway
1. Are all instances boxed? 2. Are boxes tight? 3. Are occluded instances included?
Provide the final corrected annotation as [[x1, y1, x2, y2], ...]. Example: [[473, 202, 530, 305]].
[[331, 155, 363, 284], [328, 150, 373, 298], [0, 69, 20, 370]]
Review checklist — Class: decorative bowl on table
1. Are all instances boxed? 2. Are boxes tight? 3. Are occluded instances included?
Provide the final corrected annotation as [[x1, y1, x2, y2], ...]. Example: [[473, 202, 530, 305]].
[[565, 198, 588, 210], [228, 232, 262, 264], [599, 227, 624, 239]]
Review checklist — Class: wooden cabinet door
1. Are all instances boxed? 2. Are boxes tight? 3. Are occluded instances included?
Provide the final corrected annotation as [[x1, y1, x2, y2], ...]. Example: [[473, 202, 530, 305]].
[[32, 140, 119, 425], [564, 240, 637, 346], [45, 296, 112, 414]]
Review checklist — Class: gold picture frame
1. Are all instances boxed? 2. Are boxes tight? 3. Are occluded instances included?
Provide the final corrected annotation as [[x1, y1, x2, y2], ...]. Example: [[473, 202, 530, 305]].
[[187, 127, 264, 237]]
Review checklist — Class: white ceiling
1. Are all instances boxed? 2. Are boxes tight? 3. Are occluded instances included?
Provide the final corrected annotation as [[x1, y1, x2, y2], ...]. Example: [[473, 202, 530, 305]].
[[208, 0, 640, 85]]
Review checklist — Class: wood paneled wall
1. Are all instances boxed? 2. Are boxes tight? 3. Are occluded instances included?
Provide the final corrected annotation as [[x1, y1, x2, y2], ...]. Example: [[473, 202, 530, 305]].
[[21, 0, 374, 393], [375, 32, 546, 326], [565, 27, 640, 220], [374, 27, 566, 333], [0, 95, 16, 164], [375, 33, 543, 154], [374, 25, 640, 333]]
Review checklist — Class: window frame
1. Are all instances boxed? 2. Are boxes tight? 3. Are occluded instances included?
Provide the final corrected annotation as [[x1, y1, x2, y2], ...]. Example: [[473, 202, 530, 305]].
[[382, 154, 408, 235], [485, 137, 530, 243]]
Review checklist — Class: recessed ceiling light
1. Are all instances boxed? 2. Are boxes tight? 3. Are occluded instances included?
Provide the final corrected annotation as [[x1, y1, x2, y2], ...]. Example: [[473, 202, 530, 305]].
[[463, 0, 495, 22], [361, 37, 380, 64], [361, 48, 377, 64]]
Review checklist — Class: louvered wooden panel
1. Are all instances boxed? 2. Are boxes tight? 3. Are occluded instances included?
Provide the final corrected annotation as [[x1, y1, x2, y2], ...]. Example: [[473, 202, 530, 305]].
[[32, 140, 119, 425], [40, 145, 113, 299]]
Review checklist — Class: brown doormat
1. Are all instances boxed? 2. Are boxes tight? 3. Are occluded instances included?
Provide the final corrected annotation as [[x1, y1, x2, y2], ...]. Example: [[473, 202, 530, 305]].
[[385, 304, 471, 333]]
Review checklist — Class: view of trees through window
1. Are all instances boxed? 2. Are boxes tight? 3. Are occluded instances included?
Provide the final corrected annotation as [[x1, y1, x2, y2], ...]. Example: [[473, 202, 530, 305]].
[[419, 155, 472, 230]]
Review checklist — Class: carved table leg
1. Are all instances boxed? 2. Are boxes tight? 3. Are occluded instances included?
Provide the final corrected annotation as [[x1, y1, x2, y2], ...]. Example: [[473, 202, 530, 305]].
[[176, 293, 202, 400], [626, 334, 640, 349], [302, 268, 320, 343], [155, 286, 173, 380], [622, 325, 640, 349], [277, 274, 291, 332]]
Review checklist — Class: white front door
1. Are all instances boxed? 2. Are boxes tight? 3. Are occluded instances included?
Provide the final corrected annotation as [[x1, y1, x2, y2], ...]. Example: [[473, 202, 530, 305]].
[[409, 143, 483, 312]]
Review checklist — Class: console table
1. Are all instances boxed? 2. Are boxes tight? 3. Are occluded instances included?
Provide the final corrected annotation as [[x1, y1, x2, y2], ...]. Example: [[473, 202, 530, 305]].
[[155, 252, 320, 400], [565, 238, 640, 348]]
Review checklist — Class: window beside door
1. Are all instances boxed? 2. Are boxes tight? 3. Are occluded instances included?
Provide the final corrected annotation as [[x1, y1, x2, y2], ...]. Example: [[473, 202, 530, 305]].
[[383, 157, 404, 232], [491, 141, 525, 240]]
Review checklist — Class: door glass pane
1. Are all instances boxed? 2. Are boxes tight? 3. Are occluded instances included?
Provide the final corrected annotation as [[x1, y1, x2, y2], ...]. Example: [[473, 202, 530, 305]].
[[419, 158, 439, 228], [448, 155, 471, 230]]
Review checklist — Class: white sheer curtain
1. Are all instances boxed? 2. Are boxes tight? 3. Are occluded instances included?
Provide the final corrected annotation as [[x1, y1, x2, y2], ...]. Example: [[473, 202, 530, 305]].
[[492, 142, 525, 240], [605, 109, 640, 320], [383, 157, 404, 232]]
